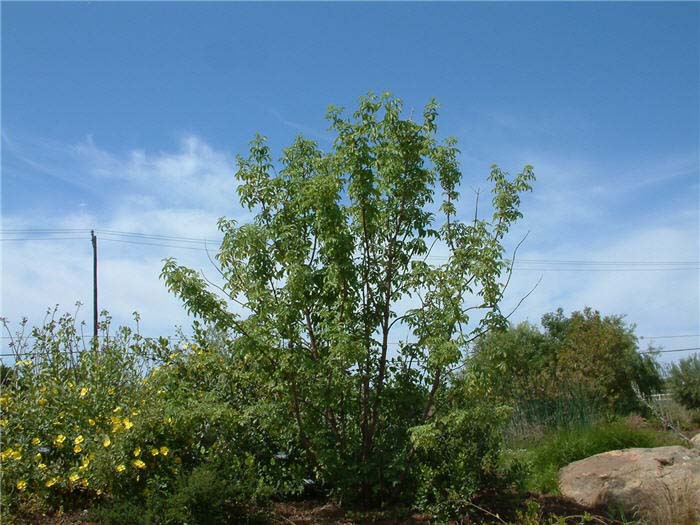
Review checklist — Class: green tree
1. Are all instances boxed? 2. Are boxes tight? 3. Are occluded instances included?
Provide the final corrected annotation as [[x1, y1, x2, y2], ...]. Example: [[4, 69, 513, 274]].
[[161, 93, 534, 503], [667, 354, 700, 410], [470, 308, 663, 415], [469, 321, 557, 400], [550, 308, 662, 412]]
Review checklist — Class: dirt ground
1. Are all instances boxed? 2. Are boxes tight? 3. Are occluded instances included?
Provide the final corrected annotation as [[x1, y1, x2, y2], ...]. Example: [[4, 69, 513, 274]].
[[11, 493, 616, 525]]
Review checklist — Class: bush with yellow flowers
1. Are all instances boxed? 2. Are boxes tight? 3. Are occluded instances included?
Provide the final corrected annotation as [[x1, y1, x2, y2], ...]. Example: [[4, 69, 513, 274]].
[[1, 309, 306, 523]]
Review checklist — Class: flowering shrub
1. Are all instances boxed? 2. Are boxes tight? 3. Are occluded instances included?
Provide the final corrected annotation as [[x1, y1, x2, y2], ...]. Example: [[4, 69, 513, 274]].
[[0, 310, 297, 522]]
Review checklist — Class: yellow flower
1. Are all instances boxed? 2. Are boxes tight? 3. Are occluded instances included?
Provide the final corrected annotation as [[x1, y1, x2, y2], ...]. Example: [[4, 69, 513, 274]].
[[88, 418, 96, 426], [159, 446, 169, 456], [31, 437, 41, 445], [74, 435, 84, 445], [38, 463, 47, 470], [80, 478, 89, 487], [68, 381, 75, 388], [107, 387, 115, 395], [0, 418, 7, 427], [39, 385, 47, 393], [54, 434, 66, 446], [34, 452, 42, 461], [79, 387, 88, 397], [96, 489, 103, 495], [0, 449, 11, 461], [102, 437, 111, 448], [150, 448, 159, 456], [123, 418, 133, 430], [68, 473, 79, 483], [116, 464, 126, 472], [16, 480, 27, 491], [73, 444, 82, 453], [133, 447, 141, 457], [38, 398, 47, 406], [113, 406, 122, 413], [132, 459, 146, 469], [45, 477, 59, 487], [131, 410, 139, 416], [11, 450, 22, 461]]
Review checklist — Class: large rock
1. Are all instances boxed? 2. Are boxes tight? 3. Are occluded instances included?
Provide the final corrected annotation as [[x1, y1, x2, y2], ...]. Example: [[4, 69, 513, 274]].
[[559, 446, 700, 517], [691, 432, 700, 448]]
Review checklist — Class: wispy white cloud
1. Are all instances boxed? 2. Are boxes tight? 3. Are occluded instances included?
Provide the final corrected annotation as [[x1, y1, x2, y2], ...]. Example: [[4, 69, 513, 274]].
[[72, 135, 237, 211], [1, 135, 243, 341], [2, 133, 698, 364]]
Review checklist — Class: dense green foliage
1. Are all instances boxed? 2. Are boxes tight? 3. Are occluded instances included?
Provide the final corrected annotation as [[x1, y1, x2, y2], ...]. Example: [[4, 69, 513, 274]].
[[469, 308, 663, 415], [667, 354, 700, 410], [0, 312, 293, 523], [161, 92, 535, 506]]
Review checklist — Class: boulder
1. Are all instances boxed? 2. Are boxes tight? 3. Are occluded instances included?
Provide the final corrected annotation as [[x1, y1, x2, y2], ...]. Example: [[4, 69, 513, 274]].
[[691, 432, 700, 448], [559, 446, 700, 517]]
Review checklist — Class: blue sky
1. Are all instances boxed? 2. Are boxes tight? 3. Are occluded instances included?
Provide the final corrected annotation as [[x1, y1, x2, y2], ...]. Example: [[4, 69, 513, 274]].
[[2, 2, 698, 362]]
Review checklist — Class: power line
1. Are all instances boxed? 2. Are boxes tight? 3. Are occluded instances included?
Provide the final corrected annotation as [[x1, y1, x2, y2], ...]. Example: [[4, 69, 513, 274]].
[[100, 237, 214, 252], [0, 228, 91, 233], [1, 227, 698, 260], [0, 237, 87, 241], [640, 347, 700, 354], [516, 258, 698, 266], [510, 268, 699, 272], [640, 334, 700, 339], [1, 229, 699, 272], [97, 229, 221, 244]]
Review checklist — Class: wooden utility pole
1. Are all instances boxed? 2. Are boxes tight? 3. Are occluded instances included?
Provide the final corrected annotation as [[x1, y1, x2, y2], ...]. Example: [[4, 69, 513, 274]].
[[91, 230, 98, 339]]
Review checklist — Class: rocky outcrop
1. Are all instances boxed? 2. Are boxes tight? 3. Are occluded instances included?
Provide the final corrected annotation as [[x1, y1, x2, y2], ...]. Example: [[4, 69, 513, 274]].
[[559, 446, 700, 517], [691, 432, 700, 448]]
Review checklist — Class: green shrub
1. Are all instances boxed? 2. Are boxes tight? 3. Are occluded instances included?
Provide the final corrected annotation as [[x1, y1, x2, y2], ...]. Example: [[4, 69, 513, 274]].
[[667, 354, 700, 410], [469, 309, 664, 416], [409, 379, 522, 518], [0, 310, 292, 522]]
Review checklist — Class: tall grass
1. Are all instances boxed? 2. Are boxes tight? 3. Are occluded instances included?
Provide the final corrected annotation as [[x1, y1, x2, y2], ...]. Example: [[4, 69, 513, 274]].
[[504, 389, 604, 444]]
